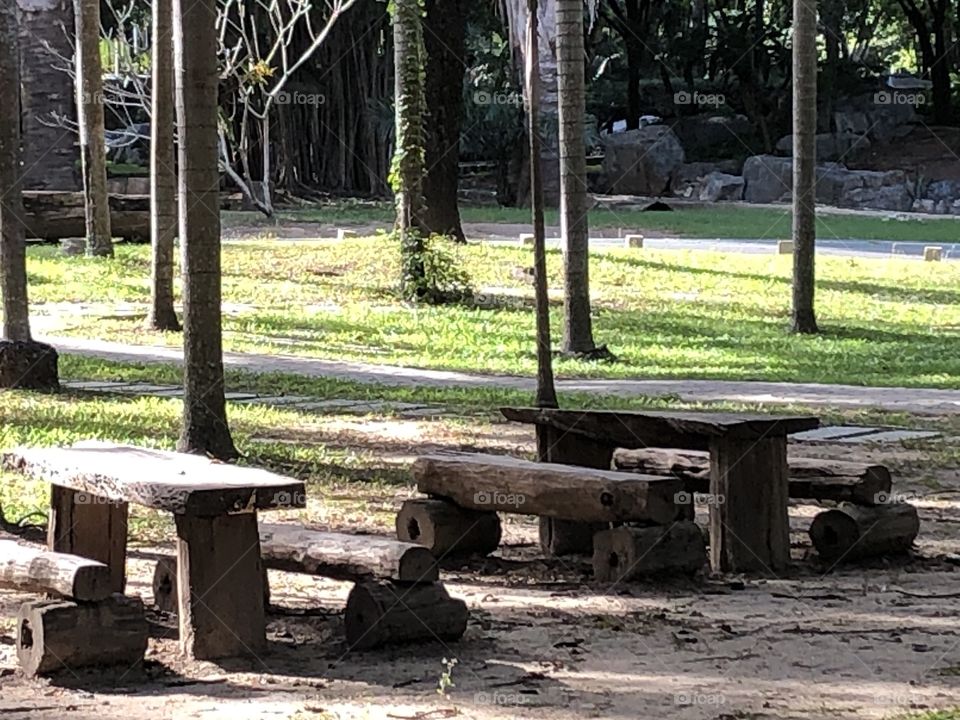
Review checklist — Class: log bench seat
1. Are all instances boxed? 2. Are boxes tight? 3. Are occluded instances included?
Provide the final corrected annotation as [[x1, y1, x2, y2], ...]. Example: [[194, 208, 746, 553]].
[[2, 442, 306, 660], [0, 539, 148, 676], [152, 525, 467, 651]]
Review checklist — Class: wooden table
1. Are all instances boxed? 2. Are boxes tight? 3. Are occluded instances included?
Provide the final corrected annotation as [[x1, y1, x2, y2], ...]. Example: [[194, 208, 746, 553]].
[[502, 408, 820, 573], [2, 442, 306, 660]]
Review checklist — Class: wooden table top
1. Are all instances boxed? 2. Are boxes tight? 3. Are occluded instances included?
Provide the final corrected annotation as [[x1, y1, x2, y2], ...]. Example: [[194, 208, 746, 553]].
[[502, 407, 820, 450], [3, 442, 306, 517]]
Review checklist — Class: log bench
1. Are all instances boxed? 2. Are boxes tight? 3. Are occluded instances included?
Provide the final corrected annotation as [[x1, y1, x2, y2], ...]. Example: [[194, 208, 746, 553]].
[[152, 524, 467, 651], [2, 442, 306, 660], [0, 540, 148, 676], [502, 407, 820, 573]]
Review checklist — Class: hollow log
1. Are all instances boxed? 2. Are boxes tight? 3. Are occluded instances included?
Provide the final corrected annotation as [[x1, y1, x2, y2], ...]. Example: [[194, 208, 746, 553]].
[[592, 523, 707, 582], [16, 595, 148, 676], [396, 498, 501, 557], [344, 581, 468, 650], [809, 502, 920, 562]]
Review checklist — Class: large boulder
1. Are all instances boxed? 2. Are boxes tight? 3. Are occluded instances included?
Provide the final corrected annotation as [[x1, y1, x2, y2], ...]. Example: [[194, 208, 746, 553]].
[[699, 172, 744, 202], [602, 126, 686, 196], [674, 114, 758, 160], [925, 180, 960, 203], [775, 132, 871, 160], [670, 160, 743, 198], [742, 155, 793, 203]]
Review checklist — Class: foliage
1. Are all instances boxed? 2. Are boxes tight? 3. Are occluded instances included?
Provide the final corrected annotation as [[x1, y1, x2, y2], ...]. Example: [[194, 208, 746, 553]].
[[399, 232, 474, 305]]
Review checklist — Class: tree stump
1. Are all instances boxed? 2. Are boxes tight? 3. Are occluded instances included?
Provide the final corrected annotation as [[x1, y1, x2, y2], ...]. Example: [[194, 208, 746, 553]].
[[16, 595, 148, 676], [344, 581, 468, 650], [0, 341, 59, 391], [592, 522, 707, 582], [396, 498, 501, 557], [809, 502, 920, 563]]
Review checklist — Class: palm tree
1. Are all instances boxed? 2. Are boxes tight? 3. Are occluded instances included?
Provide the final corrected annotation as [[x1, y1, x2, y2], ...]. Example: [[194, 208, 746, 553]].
[[392, 0, 429, 299], [73, 0, 113, 257], [791, 0, 819, 334], [172, 0, 237, 459], [0, 1, 59, 390], [148, 0, 180, 331]]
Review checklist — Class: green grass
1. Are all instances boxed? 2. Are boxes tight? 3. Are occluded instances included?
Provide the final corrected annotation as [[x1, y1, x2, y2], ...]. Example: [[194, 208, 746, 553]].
[[223, 202, 960, 242], [27, 237, 960, 389]]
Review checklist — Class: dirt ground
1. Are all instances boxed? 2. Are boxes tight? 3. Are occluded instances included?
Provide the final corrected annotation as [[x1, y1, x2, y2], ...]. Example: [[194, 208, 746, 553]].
[[2, 421, 960, 720]]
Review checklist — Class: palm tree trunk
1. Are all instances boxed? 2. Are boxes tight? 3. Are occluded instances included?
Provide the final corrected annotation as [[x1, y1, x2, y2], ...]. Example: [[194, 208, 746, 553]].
[[148, 0, 180, 331], [556, 0, 597, 354], [791, 0, 819, 334], [0, 0, 30, 342], [73, 0, 113, 257], [173, 0, 238, 459], [525, 0, 558, 412], [392, 0, 429, 299]]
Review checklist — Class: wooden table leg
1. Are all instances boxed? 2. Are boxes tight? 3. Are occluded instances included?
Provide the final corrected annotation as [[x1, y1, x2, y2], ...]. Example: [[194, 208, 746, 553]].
[[48, 485, 128, 593], [709, 436, 790, 573], [175, 512, 267, 660], [538, 425, 613, 556]]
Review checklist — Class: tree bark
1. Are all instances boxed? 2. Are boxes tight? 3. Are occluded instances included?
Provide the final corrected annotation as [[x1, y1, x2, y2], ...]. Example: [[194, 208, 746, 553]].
[[16, 0, 79, 191], [173, 0, 238, 459], [524, 0, 559, 410], [791, 0, 819, 334], [421, 0, 466, 243], [0, 1, 31, 343], [556, 0, 598, 354], [148, 0, 180, 332], [392, 0, 430, 300], [73, 0, 113, 257]]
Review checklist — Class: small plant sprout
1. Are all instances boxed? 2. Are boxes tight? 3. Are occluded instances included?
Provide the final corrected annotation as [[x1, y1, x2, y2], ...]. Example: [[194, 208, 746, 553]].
[[437, 657, 458, 697]]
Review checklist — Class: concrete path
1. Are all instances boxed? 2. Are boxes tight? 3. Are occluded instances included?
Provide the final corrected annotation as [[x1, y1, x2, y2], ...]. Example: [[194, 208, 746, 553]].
[[44, 335, 960, 415]]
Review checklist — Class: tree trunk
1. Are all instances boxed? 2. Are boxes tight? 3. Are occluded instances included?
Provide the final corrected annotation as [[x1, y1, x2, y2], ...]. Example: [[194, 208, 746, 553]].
[[791, 0, 819, 334], [929, 1, 952, 125], [422, 0, 466, 243], [172, 0, 238, 460], [556, 0, 597, 354], [16, 0, 79, 190], [392, 0, 429, 300], [73, 0, 113, 257], [0, 0, 31, 343], [148, 0, 180, 332], [537, 2, 561, 207], [525, 0, 559, 411]]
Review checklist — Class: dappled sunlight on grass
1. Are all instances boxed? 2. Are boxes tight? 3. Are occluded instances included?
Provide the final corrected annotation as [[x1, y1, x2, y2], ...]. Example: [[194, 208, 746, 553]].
[[25, 237, 960, 388]]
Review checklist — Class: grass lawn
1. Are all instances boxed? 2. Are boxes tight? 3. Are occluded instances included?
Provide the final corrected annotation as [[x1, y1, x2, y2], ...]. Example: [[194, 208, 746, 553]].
[[28, 236, 960, 389], [224, 201, 960, 242]]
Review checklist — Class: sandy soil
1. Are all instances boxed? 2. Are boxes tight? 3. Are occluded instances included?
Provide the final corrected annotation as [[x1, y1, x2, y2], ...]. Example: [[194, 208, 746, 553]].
[[2, 427, 960, 720]]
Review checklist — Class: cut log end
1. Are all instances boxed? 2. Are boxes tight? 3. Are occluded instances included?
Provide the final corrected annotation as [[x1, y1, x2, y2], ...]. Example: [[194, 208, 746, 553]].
[[344, 581, 468, 651], [592, 523, 707, 582], [809, 502, 920, 563], [396, 499, 501, 557]]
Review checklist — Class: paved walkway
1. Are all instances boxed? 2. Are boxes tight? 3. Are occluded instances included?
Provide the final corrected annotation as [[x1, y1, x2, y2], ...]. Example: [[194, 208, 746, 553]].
[[43, 335, 960, 415]]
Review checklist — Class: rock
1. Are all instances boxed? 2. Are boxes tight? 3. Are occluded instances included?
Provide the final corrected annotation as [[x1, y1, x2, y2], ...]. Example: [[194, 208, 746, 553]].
[[776, 132, 870, 160], [698, 172, 744, 202], [0, 340, 59, 391], [926, 180, 960, 203], [670, 160, 742, 198], [602, 126, 686, 196], [674, 114, 757, 160], [742, 155, 793, 204], [913, 199, 937, 213], [842, 184, 914, 212], [834, 111, 870, 136]]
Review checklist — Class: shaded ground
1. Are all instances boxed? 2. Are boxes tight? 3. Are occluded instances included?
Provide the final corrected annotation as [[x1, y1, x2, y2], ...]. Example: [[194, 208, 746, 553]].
[[2, 416, 960, 720]]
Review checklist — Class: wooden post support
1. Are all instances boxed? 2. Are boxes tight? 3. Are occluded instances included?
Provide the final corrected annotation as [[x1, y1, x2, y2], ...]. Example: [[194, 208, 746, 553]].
[[809, 502, 919, 563], [592, 523, 707, 582], [345, 581, 468, 650], [538, 426, 613, 556], [17, 595, 148, 677], [175, 512, 267, 660], [48, 485, 128, 594], [154, 555, 270, 615], [396, 498, 501, 557], [709, 437, 790, 573]]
